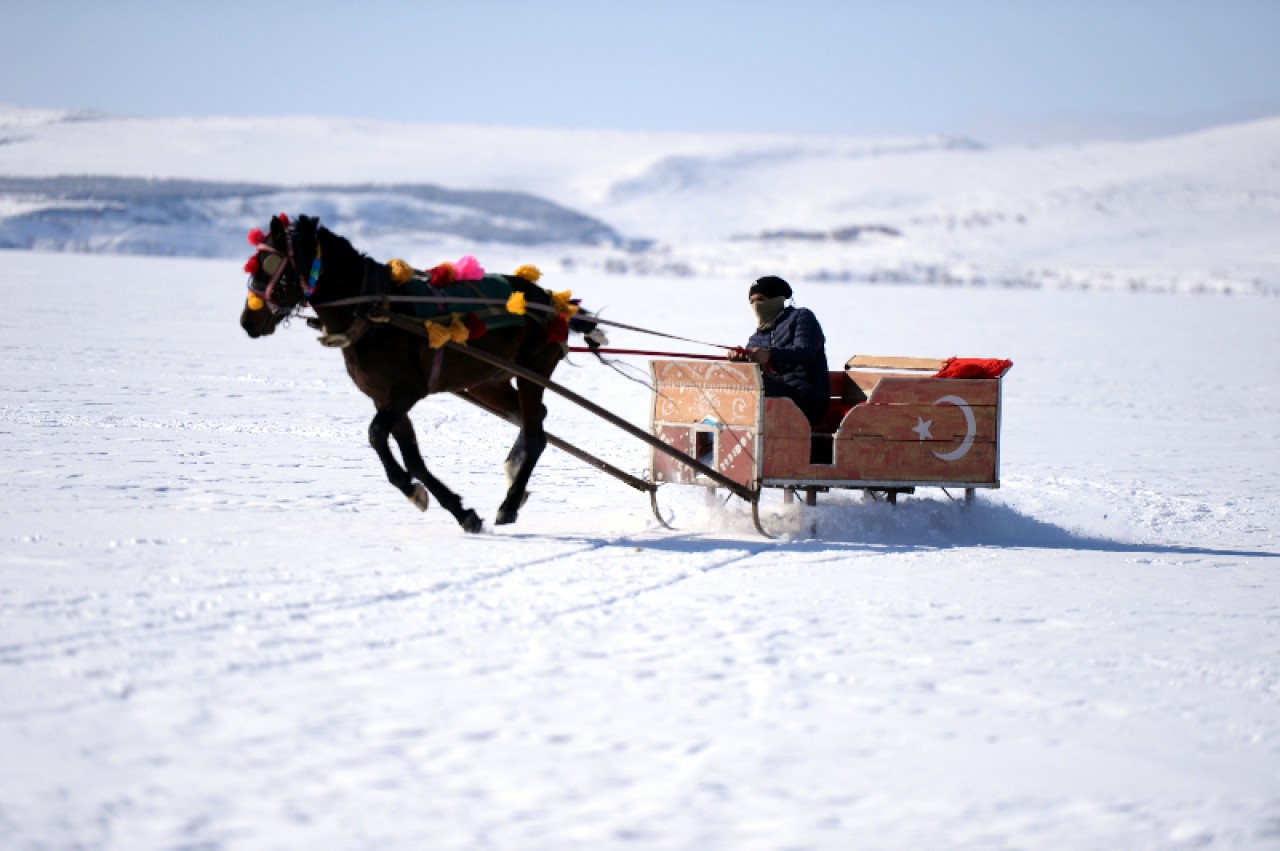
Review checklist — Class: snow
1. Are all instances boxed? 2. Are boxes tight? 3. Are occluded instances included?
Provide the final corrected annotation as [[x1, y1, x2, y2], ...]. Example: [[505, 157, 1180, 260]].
[[1, 248, 1277, 849], [1, 108, 1279, 848]]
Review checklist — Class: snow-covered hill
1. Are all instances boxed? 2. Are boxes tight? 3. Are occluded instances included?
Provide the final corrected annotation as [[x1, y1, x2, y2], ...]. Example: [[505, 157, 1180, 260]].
[[2, 104, 1277, 293], [0, 176, 623, 257]]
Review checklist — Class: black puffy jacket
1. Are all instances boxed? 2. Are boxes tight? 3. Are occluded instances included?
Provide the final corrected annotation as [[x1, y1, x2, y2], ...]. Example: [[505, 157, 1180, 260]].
[[746, 306, 829, 421]]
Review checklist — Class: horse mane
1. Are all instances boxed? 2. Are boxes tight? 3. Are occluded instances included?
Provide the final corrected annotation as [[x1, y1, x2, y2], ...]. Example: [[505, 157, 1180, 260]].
[[307, 220, 365, 292]]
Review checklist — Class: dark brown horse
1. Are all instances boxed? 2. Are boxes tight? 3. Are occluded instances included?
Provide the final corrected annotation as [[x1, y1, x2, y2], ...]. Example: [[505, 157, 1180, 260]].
[[239, 214, 595, 533]]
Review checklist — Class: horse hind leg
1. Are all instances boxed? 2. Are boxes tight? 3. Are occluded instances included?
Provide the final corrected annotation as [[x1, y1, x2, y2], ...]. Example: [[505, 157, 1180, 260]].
[[459, 381, 533, 523], [502, 432, 530, 495], [370, 408, 482, 533], [495, 379, 549, 525]]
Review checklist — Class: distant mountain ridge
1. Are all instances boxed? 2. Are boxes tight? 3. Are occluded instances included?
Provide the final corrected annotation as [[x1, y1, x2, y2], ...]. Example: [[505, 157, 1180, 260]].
[[0, 175, 622, 257]]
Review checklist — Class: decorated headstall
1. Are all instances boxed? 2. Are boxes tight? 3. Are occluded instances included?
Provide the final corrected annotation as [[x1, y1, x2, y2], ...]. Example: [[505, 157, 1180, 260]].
[[243, 214, 322, 313]]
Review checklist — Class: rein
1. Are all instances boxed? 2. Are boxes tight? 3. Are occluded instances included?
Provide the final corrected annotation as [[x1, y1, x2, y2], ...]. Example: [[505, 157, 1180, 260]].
[[316, 292, 736, 353], [253, 222, 736, 354], [568, 346, 726, 361]]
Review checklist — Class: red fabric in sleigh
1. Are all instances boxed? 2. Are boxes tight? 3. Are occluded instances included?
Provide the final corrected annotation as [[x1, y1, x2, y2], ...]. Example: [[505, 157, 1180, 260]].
[[934, 357, 1012, 379]]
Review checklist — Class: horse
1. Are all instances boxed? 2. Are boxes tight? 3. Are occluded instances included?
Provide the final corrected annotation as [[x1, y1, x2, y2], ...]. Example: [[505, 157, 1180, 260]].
[[239, 213, 596, 533]]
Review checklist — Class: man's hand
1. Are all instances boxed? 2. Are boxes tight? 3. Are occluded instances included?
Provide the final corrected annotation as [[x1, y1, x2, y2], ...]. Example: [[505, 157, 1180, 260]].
[[728, 347, 770, 364]]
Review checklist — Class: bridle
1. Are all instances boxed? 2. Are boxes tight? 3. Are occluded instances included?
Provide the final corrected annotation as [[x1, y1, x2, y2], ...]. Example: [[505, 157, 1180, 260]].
[[246, 216, 322, 315]]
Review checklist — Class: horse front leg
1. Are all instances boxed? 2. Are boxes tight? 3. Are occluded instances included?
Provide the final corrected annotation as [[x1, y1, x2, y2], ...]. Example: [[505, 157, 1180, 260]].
[[390, 414, 482, 533], [495, 378, 549, 526], [369, 407, 482, 533]]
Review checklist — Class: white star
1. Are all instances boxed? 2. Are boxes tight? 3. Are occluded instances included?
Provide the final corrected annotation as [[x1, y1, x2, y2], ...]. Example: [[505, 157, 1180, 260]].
[[912, 417, 934, 441]]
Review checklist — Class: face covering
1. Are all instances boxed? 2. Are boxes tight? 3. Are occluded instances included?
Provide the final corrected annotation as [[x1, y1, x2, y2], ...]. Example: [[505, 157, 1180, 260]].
[[752, 295, 787, 330]]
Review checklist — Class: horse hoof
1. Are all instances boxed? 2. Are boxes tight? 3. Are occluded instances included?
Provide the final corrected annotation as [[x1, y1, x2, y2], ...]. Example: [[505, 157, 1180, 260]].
[[407, 483, 430, 512], [460, 510, 483, 534], [495, 508, 518, 525]]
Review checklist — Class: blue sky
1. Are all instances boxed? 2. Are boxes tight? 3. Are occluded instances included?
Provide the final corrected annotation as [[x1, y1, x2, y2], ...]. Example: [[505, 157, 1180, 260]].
[[2, 0, 1277, 143]]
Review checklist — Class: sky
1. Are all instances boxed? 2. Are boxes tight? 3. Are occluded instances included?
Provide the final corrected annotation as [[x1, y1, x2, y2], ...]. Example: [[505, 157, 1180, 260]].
[[2, 0, 1278, 144]]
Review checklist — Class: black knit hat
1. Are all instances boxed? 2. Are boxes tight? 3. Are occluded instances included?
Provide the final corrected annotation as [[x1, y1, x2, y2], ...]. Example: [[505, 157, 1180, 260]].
[[748, 275, 792, 300]]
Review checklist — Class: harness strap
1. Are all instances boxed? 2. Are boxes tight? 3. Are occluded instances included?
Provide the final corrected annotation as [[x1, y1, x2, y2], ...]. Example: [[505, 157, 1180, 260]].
[[356, 259, 393, 315], [428, 348, 445, 393], [317, 316, 374, 349]]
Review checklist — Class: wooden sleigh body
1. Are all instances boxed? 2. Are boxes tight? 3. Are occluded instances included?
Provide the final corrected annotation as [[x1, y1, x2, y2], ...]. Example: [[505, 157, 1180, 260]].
[[649, 355, 1012, 522]]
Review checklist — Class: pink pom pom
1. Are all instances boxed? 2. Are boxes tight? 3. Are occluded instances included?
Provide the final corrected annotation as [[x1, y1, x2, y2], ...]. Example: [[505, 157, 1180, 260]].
[[454, 255, 485, 281], [244, 255, 260, 274], [247, 228, 266, 245]]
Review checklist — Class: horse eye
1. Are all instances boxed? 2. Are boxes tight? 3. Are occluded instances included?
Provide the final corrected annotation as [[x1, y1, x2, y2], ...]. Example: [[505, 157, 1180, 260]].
[[261, 254, 283, 276]]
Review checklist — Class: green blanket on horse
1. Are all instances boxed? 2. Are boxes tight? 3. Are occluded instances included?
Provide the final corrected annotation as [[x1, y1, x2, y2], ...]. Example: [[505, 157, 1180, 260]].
[[402, 274, 528, 332]]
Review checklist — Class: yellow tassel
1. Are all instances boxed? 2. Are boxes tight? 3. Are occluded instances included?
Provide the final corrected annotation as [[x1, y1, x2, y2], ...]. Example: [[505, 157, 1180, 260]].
[[424, 319, 452, 349], [513, 264, 542, 283], [246, 293, 265, 311], [448, 313, 470, 343], [506, 291, 527, 315], [388, 258, 414, 284], [551, 289, 579, 318]]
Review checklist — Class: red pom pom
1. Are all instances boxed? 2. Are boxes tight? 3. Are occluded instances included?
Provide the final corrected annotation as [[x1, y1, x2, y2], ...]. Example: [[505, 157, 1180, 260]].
[[277, 213, 290, 226], [464, 313, 487, 340], [247, 228, 266, 245], [429, 264, 456, 287], [244, 255, 260, 274]]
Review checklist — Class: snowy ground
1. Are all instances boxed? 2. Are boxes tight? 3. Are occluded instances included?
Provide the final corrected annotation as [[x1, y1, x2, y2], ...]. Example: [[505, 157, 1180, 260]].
[[1, 248, 1277, 849]]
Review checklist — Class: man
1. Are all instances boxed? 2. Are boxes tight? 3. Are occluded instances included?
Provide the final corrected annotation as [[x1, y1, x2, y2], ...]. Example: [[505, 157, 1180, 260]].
[[728, 275, 830, 426]]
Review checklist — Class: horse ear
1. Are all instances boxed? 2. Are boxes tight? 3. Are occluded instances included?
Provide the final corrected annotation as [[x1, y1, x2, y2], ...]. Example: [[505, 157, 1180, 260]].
[[269, 215, 287, 241]]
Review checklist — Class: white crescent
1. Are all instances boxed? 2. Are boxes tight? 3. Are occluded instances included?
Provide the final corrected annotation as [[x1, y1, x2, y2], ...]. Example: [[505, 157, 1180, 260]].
[[932, 395, 975, 462]]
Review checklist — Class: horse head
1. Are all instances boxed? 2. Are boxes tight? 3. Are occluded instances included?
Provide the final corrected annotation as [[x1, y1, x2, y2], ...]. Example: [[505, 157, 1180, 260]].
[[239, 213, 319, 338]]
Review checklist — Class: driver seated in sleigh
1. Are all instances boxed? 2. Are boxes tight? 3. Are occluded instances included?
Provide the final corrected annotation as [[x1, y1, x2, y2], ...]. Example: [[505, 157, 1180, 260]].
[[728, 275, 830, 427]]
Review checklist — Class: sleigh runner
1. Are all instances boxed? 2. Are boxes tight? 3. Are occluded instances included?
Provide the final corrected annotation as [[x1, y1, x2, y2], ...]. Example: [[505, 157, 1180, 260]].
[[649, 355, 1012, 528]]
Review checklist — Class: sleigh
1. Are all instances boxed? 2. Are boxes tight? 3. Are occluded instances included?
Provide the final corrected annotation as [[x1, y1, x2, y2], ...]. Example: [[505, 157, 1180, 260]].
[[648, 355, 1012, 533]]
